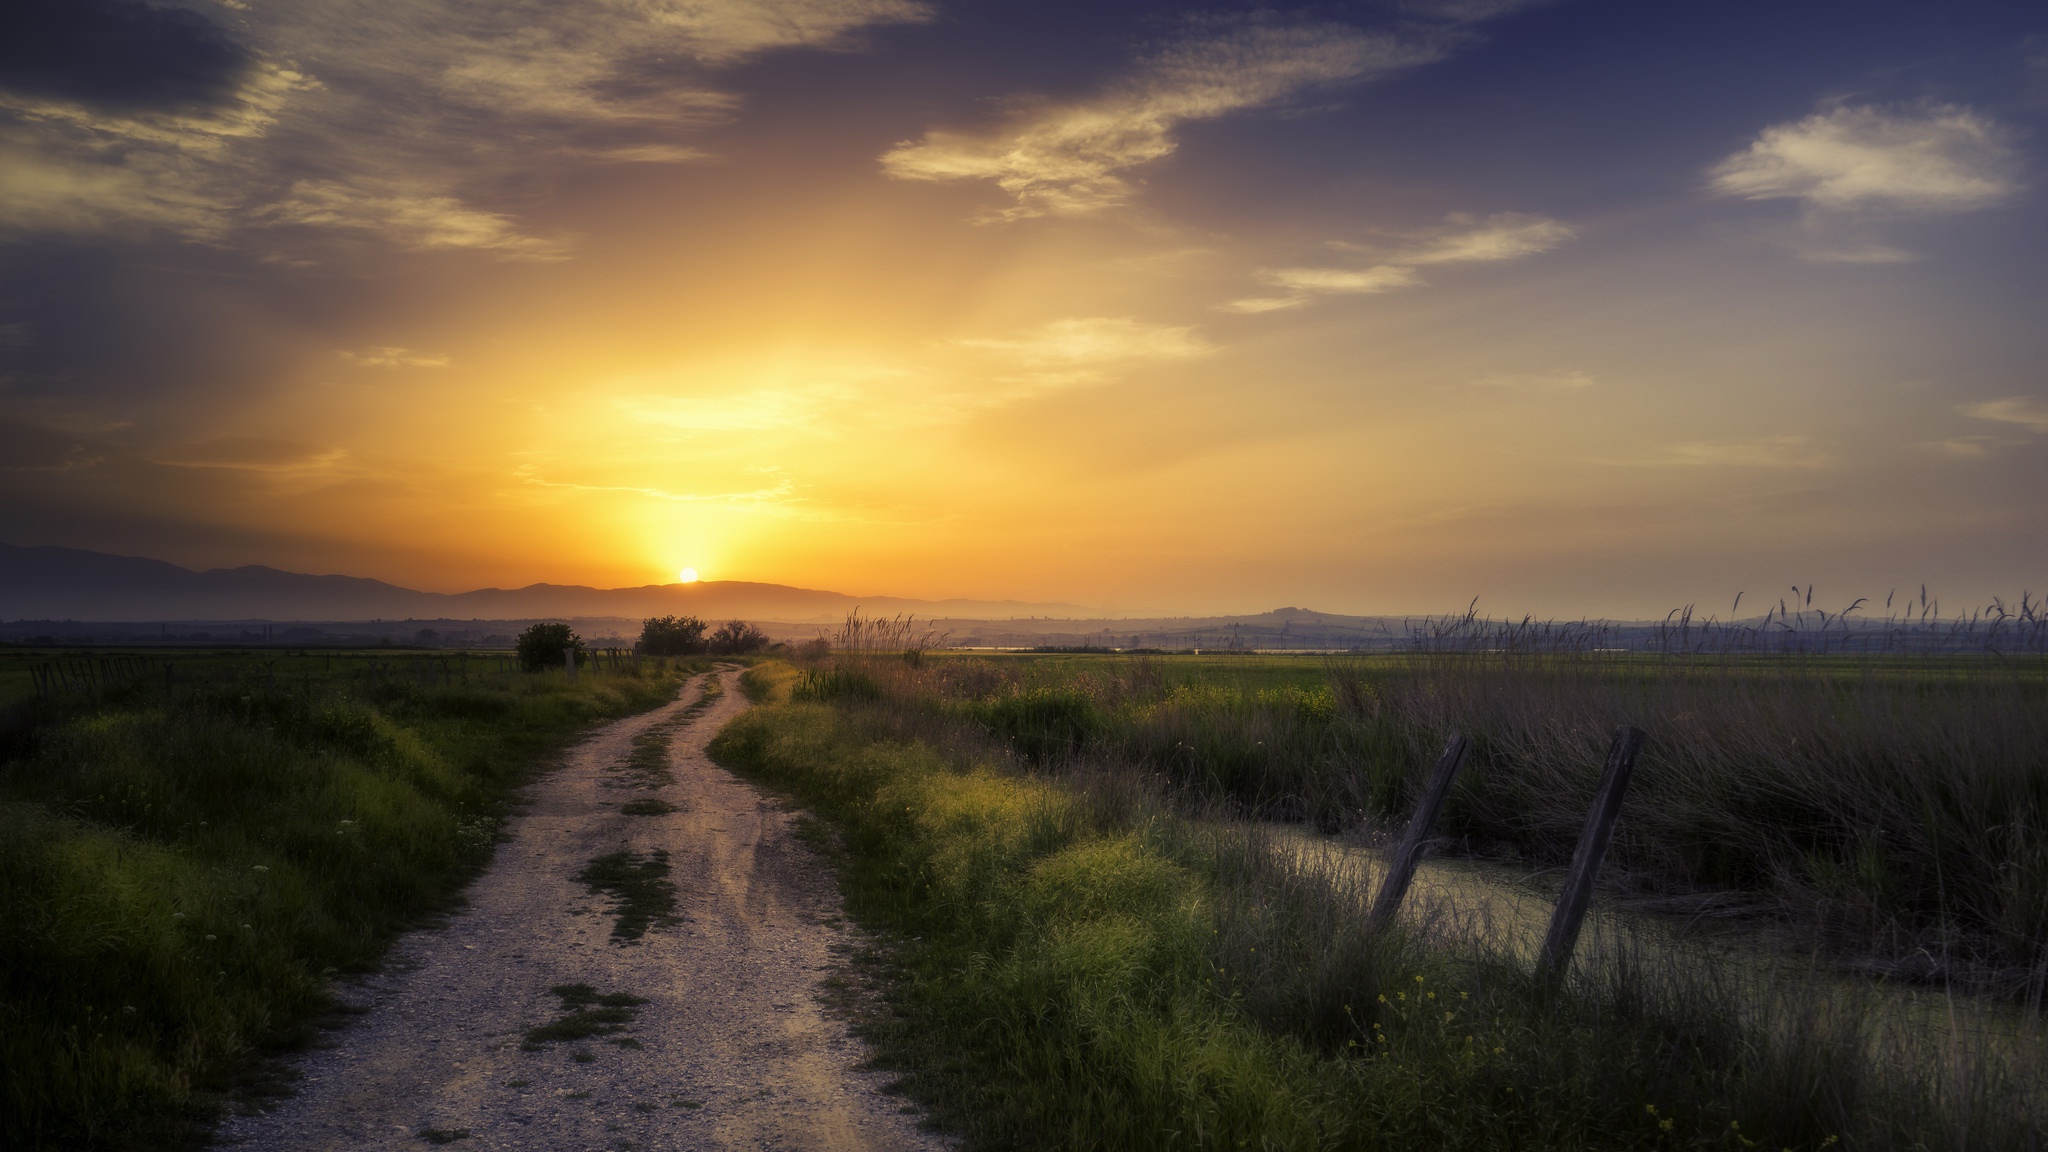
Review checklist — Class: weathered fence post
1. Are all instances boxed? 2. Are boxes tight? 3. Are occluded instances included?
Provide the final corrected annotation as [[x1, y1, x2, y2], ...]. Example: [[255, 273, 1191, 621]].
[[1535, 725, 1647, 987], [564, 647, 577, 683], [1366, 734, 1471, 934]]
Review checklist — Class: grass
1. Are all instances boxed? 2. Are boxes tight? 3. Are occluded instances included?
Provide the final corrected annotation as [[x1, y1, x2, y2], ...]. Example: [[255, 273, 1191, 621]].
[[575, 850, 680, 941], [620, 797, 679, 816], [812, 647, 2048, 987], [521, 983, 649, 1048], [715, 656, 2046, 1151], [0, 650, 701, 1150]]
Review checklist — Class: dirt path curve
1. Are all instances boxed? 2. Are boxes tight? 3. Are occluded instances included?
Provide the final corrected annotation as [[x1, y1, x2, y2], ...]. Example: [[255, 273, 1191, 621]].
[[217, 667, 946, 1152]]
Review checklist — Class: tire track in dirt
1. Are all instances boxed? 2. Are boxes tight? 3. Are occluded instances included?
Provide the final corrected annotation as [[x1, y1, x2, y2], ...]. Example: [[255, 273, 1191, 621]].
[[217, 667, 946, 1152]]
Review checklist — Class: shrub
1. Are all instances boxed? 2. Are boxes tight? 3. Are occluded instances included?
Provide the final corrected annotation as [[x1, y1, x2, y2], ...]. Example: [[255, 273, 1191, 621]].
[[708, 620, 769, 655], [515, 622, 584, 672], [638, 615, 707, 656]]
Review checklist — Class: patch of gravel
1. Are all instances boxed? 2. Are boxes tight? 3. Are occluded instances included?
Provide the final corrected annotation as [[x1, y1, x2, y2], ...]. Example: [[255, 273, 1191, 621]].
[[215, 667, 949, 1152]]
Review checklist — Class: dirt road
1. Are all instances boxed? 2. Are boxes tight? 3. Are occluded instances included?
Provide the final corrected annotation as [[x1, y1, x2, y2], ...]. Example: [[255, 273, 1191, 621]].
[[217, 667, 944, 1152]]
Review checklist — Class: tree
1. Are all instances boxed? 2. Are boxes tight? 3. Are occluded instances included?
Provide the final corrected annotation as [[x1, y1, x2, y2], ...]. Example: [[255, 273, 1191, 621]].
[[516, 622, 585, 672], [638, 615, 707, 656], [708, 619, 769, 655]]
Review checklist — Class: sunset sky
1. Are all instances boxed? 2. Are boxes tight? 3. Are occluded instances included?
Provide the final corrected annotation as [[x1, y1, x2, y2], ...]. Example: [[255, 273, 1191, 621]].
[[2, 0, 2044, 617]]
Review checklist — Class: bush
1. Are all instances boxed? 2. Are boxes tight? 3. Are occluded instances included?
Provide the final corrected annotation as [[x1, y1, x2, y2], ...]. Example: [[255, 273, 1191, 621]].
[[638, 615, 706, 656], [515, 622, 585, 672], [708, 620, 768, 655]]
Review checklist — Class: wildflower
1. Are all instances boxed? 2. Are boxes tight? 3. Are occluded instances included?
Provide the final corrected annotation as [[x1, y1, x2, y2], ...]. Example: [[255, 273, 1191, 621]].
[[253, 865, 269, 873], [1645, 1105, 1658, 1116], [204, 935, 217, 941]]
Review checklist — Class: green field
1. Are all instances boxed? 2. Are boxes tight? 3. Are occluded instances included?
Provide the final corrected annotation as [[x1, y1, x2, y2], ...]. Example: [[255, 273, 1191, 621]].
[[710, 649, 2047, 1150], [0, 648, 696, 1150]]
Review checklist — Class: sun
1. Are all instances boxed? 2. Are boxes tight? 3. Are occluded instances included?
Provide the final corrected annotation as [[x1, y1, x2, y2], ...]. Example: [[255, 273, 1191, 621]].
[[678, 567, 699, 583]]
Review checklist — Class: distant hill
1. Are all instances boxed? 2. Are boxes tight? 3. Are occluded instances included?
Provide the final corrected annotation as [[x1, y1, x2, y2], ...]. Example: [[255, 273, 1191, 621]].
[[0, 544, 1094, 623]]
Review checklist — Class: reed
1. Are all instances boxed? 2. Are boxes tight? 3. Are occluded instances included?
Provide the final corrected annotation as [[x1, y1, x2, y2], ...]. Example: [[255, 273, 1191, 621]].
[[714, 659, 2047, 1150]]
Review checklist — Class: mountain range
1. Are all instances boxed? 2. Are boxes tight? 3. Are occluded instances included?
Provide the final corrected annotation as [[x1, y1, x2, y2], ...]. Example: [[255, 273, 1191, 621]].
[[0, 544, 1094, 623]]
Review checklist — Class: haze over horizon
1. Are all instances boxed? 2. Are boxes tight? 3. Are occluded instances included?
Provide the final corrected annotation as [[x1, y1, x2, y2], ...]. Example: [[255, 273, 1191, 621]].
[[3, 0, 2044, 620]]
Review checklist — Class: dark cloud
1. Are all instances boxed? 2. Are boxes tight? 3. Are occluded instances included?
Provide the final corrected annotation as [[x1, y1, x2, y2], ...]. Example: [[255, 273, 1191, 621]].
[[0, 0, 250, 110]]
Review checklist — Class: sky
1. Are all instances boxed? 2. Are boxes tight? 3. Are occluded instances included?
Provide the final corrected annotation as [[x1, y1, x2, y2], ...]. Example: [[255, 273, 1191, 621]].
[[1, 0, 2044, 618]]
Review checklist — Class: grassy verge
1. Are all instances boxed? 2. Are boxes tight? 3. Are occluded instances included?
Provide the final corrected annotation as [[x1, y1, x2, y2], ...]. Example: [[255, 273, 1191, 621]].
[[0, 654, 703, 1150], [711, 660, 2039, 1151]]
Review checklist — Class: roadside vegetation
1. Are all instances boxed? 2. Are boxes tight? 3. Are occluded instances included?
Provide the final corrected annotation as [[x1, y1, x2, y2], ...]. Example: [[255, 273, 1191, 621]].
[[712, 617, 2047, 1150], [0, 647, 701, 1150]]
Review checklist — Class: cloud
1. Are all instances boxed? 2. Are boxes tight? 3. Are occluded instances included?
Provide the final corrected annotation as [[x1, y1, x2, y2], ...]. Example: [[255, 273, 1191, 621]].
[[1391, 212, 1576, 264], [1216, 295, 1310, 315], [953, 317, 1215, 367], [1958, 395, 2048, 433], [1260, 265, 1423, 294], [0, 0, 251, 111], [881, 20, 1437, 221], [1654, 436, 1836, 470], [0, 0, 930, 253], [340, 346, 451, 369], [148, 437, 349, 473], [1709, 103, 2020, 214], [0, 413, 104, 472], [1926, 435, 2002, 459], [264, 182, 570, 259], [1226, 213, 1569, 312], [1475, 369, 1596, 391]]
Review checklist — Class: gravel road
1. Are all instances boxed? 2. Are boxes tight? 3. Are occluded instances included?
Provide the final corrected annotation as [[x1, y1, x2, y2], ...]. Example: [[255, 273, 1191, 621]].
[[216, 666, 947, 1152]]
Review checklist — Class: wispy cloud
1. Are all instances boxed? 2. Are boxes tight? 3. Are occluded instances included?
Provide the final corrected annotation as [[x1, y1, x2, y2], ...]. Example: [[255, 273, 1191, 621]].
[[1383, 212, 1577, 264], [880, 19, 1437, 221], [1925, 435, 2007, 459], [1475, 369, 1597, 391], [1258, 265, 1422, 295], [1958, 395, 2048, 434], [1587, 435, 1837, 470], [1710, 103, 2018, 213], [266, 183, 569, 259], [149, 437, 350, 474], [1655, 436, 1836, 470], [1225, 213, 1571, 312], [0, 0, 930, 254], [340, 346, 451, 369], [952, 316, 1214, 367]]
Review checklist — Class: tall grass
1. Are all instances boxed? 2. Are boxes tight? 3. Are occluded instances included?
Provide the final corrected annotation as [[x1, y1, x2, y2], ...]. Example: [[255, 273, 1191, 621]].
[[716, 662, 2045, 1150], [0, 655, 695, 1150], [796, 630, 2048, 989]]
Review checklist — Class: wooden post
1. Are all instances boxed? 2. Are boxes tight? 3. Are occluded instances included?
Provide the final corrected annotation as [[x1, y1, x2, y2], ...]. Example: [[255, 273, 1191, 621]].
[[564, 647, 577, 683], [1366, 734, 1471, 933], [1535, 725, 1647, 987]]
